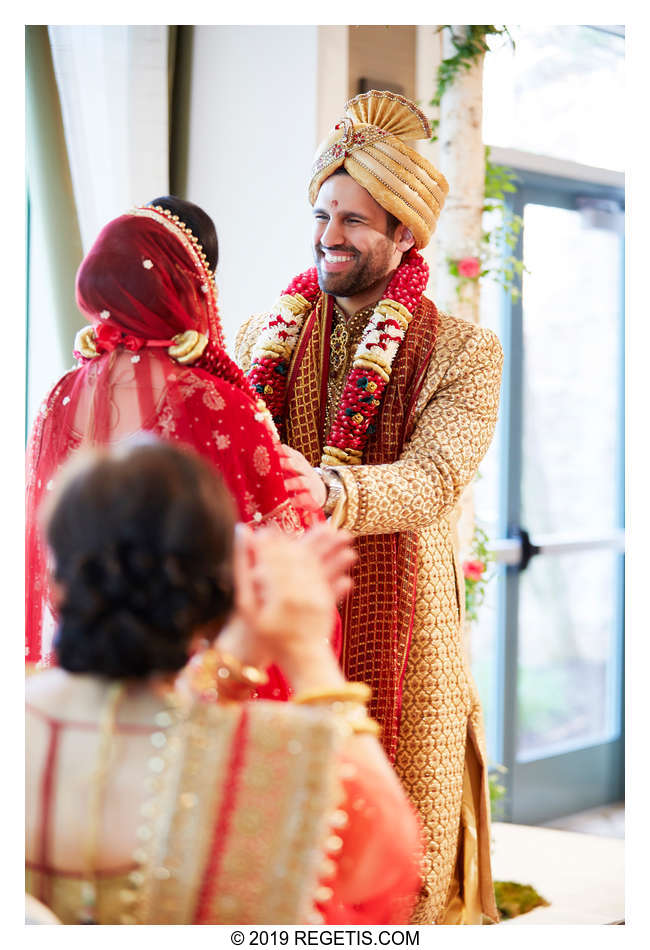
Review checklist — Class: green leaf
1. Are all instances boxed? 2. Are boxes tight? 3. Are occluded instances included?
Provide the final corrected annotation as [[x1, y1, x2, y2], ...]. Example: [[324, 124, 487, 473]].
[[494, 881, 550, 919], [435, 27, 527, 301]]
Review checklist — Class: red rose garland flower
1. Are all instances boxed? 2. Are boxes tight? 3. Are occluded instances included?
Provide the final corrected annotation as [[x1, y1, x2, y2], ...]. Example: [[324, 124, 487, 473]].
[[247, 268, 321, 425], [247, 248, 429, 466], [323, 248, 428, 465]]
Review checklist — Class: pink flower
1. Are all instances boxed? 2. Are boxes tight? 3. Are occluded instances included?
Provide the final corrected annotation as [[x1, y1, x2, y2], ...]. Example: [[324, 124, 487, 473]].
[[463, 559, 486, 582], [457, 257, 481, 279]]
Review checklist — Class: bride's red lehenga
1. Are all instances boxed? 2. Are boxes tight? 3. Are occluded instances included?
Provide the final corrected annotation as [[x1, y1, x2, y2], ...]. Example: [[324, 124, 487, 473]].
[[26, 206, 316, 672]]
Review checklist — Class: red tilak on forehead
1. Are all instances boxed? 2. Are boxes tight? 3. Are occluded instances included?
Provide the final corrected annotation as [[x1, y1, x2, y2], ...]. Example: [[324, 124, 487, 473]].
[[331, 199, 338, 207]]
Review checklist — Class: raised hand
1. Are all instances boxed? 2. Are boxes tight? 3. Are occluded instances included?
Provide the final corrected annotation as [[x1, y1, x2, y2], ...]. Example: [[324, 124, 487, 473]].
[[226, 523, 354, 687], [278, 444, 327, 511]]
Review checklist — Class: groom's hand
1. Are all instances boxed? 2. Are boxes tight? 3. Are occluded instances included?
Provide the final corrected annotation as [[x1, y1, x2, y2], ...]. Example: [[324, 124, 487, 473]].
[[279, 444, 327, 511]]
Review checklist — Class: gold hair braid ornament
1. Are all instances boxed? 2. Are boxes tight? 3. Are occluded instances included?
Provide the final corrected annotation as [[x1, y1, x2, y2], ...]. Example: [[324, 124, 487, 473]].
[[73, 326, 209, 366], [167, 330, 209, 364], [74, 326, 99, 359], [73, 204, 218, 366]]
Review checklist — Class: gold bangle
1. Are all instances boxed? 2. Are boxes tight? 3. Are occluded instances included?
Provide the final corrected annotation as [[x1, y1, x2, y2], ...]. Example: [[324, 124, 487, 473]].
[[332, 700, 381, 737], [347, 717, 382, 737], [189, 647, 269, 702], [293, 682, 371, 706], [292, 683, 380, 738], [215, 650, 269, 687]]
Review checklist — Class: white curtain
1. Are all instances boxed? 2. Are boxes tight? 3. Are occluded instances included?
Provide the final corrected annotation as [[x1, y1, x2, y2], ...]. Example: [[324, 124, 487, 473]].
[[48, 25, 170, 252]]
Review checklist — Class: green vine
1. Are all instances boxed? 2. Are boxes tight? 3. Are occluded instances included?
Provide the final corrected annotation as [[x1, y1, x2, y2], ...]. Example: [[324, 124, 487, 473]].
[[462, 523, 493, 623], [430, 25, 526, 300], [446, 150, 525, 301], [481, 147, 527, 300], [429, 26, 513, 141]]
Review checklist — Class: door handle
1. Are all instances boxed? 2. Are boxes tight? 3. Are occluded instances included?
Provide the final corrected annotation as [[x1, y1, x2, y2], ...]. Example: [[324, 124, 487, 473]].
[[518, 527, 541, 572]]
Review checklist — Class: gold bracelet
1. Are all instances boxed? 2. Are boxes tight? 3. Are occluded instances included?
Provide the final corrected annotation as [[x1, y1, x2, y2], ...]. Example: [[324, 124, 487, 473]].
[[293, 682, 380, 738], [189, 647, 268, 702], [305, 699, 381, 737], [333, 700, 382, 737], [347, 716, 382, 737], [293, 682, 371, 706], [215, 650, 270, 687]]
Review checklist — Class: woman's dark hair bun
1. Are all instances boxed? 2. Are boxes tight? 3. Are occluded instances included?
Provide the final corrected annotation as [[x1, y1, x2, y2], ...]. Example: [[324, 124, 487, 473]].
[[48, 439, 235, 678]]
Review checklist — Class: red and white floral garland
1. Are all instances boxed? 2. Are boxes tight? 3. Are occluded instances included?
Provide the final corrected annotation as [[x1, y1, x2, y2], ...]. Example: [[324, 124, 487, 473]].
[[248, 248, 429, 466]]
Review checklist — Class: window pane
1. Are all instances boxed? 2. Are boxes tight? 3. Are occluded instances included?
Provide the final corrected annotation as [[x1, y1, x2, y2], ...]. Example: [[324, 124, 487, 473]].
[[472, 277, 506, 762], [521, 202, 622, 536], [470, 564, 503, 762], [474, 275, 504, 537], [517, 549, 621, 760], [483, 26, 625, 171]]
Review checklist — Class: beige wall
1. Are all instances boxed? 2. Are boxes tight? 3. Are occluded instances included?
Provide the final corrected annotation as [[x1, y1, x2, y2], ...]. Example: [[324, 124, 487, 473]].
[[415, 26, 443, 296], [317, 27, 349, 145], [347, 26, 416, 101]]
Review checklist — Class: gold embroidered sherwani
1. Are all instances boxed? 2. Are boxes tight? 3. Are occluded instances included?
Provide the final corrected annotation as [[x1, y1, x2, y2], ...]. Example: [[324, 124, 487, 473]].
[[236, 303, 503, 924]]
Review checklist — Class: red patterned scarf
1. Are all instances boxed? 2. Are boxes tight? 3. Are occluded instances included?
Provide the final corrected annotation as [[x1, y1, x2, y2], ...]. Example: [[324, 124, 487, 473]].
[[283, 294, 439, 759]]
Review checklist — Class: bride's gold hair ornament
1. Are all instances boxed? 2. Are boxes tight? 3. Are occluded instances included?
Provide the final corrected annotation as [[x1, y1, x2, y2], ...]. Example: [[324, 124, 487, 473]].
[[73, 326, 208, 366], [167, 330, 208, 364], [74, 326, 99, 359]]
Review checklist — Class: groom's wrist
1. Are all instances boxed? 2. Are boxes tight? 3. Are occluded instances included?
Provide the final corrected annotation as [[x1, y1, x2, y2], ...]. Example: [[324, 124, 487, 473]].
[[315, 467, 344, 516]]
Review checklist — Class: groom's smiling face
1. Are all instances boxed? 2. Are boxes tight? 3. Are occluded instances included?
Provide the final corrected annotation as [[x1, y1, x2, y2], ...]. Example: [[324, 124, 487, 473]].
[[312, 172, 405, 299]]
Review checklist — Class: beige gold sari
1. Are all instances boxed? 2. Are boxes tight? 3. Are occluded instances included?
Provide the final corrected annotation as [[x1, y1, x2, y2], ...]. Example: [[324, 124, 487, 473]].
[[27, 697, 421, 924]]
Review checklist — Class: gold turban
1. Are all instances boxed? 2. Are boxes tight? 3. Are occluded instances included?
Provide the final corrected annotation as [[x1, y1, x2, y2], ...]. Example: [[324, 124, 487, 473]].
[[308, 90, 449, 249]]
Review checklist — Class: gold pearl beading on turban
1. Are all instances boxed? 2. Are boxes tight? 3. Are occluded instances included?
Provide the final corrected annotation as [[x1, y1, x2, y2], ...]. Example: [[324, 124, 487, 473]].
[[309, 90, 449, 250]]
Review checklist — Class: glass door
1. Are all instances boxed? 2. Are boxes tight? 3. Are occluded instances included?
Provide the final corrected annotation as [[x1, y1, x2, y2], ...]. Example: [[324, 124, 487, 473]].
[[472, 169, 625, 823]]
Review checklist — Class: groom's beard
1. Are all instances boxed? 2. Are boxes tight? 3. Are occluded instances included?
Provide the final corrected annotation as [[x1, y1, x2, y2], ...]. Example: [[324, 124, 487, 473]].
[[313, 239, 395, 299]]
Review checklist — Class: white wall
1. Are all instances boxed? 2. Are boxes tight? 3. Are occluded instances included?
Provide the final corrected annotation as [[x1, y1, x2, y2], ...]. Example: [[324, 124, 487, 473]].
[[185, 26, 320, 349]]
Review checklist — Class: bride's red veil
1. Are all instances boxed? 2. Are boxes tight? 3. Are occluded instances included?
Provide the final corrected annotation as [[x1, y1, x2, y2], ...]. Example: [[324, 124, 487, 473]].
[[26, 206, 317, 670]]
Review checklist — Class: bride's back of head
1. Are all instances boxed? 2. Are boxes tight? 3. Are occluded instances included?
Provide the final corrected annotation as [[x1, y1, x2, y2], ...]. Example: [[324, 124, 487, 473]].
[[45, 438, 236, 678]]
